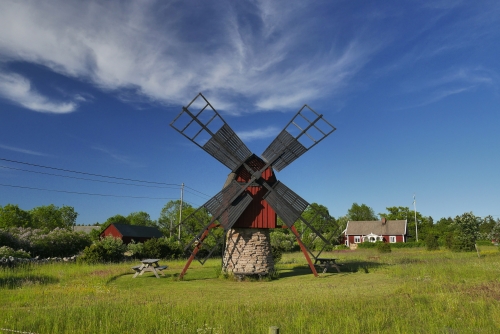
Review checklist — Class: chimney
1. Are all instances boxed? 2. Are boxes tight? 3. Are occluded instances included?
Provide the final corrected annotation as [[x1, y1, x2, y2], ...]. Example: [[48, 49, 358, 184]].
[[381, 217, 386, 225]]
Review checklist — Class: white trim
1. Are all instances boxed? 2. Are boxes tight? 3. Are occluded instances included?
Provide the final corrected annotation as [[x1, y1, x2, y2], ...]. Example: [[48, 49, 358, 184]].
[[389, 236, 396, 243]]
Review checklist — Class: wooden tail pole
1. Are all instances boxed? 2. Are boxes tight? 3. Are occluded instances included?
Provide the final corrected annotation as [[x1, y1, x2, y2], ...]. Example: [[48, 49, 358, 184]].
[[290, 225, 318, 277], [179, 223, 217, 279]]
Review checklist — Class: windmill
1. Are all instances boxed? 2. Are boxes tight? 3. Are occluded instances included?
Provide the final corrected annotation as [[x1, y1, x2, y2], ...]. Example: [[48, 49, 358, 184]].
[[170, 93, 340, 279]]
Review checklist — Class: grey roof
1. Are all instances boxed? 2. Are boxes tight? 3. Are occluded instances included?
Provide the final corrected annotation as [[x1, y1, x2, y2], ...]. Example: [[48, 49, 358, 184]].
[[345, 220, 407, 236], [73, 226, 101, 234], [107, 224, 163, 238]]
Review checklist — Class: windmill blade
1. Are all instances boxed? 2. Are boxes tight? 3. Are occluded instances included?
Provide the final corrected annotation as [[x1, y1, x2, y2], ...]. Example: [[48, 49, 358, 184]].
[[261, 104, 336, 172], [170, 93, 252, 171], [262, 181, 332, 244], [203, 180, 253, 230]]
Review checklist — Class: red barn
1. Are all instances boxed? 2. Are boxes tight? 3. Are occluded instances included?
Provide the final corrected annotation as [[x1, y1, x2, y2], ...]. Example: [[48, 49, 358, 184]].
[[343, 218, 407, 247], [100, 223, 163, 244]]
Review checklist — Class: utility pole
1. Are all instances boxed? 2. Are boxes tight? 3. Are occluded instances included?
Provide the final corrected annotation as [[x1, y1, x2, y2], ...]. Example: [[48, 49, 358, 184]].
[[178, 183, 184, 241], [413, 194, 418, 242]]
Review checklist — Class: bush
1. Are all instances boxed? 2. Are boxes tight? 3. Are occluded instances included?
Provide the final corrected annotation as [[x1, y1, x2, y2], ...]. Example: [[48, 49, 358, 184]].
[[142, 238, 170, 259], [271, 245, 283, 264], [357, 242, 376, 249], [78, 236, 126, 264], [3, 227, 91, 258], [425, 235, 440, 251], [0, 246, 31, 259], [475, 240, 494, 246], [377, 242, 391, 253], [391, 241, 425, 248]]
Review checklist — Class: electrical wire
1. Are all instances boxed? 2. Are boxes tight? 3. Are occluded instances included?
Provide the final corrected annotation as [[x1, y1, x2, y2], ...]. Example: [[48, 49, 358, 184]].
[[0, 158, 179, 186], [0, 183, 178, 200], [0, 164, 180, 190]]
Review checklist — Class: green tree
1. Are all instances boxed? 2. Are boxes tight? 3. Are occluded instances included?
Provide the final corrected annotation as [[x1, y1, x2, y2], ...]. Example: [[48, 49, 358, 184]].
[[127, 211, 156, 227], [30, 204, 77, 230], [379, 206, 432, 241], [158, 200, 194, 237], [452, 212, 480, 252], [0, 204, 32, 228], [479, 215, 497, 239], [347, 203, 377, 221], [60, 205, 78, 229]]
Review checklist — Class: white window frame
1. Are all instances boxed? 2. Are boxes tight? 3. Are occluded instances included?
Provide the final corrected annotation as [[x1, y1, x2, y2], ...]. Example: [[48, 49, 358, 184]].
[[389, 236, 396, 243], [354, 236, 361, 243]]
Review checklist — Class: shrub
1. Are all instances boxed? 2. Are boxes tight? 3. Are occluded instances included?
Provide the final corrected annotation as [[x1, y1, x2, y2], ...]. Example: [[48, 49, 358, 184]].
[[271, 245, 283, 263], [78, 236, 126, 264], [0, 229, 21, 249], [357, 242, 376, 249], [425, 235, 440, 251], [126, 240, 144, 258], [390, 241, 425, 248], [0, 246, 31, 259], [377, 242, 391, 253], [142, 238, 170, 259]]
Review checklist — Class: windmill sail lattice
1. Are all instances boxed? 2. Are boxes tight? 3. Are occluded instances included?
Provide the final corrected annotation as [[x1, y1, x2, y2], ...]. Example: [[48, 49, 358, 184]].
[[170, 93, 339, 277]]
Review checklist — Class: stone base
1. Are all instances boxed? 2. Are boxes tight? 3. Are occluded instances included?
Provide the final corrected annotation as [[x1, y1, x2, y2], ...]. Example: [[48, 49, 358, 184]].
[[222, 228, 274, 274]]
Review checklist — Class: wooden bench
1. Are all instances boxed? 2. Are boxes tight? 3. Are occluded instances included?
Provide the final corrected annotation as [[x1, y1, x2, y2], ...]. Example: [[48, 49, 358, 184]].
[[314, 258, 341, 273], [131, 260, 168, 278]]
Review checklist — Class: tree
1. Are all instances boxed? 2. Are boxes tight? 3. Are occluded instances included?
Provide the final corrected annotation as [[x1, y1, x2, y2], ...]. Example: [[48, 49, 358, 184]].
[[126, 211, 155, 227], [60, 205, 78, 229], [30, 204, 78, 230], [452, 212, 480, 252], [379, 206, 432, 242], [479, 215, 497, 239], [347, 203, 377, 221], [0, 204, 32, 228], [158, 200, 194, 237]]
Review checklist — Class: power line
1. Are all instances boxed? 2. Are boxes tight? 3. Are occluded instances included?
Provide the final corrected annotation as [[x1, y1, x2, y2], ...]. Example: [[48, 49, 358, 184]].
[[184, 185, 213, 198], [0, 164, 181, 190], [0, 158, 179, 186], [0, 183, 177, 200]]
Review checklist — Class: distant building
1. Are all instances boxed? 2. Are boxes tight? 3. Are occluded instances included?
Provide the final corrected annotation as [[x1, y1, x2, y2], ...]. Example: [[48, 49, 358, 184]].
[[343, 218, 407, 248], [100, 223, 163, 244], [73, 225, 101, 234]]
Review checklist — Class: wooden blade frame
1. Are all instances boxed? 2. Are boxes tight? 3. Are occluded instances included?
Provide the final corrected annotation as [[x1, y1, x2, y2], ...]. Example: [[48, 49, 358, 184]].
[[170, 93, 252, 171], [261, 104, 336, 172]]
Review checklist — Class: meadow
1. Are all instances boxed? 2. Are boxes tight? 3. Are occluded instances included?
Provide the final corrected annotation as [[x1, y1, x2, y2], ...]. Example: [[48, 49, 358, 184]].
[[1, 247, 500, 334]]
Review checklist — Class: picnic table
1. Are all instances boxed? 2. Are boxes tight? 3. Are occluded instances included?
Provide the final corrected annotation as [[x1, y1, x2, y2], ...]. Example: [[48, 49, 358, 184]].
[[314, 258, 341, 273], [131, 259, 168, 278]]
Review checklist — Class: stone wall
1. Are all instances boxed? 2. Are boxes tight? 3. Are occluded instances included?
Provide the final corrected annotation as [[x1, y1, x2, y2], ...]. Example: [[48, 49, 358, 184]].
[[223, 228, 274, 274]]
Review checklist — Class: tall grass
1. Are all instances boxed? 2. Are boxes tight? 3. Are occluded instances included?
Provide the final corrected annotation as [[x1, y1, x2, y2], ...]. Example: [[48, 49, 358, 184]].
[[1, 248, 500, 333]]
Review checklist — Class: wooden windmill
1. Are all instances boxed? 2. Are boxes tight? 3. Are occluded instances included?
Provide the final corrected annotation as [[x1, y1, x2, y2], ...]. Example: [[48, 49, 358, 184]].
[[170, 93, 339, 279]]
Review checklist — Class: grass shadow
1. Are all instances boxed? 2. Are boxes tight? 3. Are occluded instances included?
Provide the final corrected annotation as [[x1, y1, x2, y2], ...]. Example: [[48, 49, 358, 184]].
[[341, 260, 385, 274], [0, 275, 59, 289]]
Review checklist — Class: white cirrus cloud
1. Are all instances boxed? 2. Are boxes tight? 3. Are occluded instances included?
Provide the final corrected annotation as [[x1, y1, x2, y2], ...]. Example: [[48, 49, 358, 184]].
[[237, 126, 281, 142], [0, 143, 48, 156], [0, 0, 378, 113], [0, 72, 77, 113]]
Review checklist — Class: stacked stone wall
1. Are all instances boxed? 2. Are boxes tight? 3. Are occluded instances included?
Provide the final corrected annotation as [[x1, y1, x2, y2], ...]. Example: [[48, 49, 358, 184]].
[[223, 228, 274, 274]]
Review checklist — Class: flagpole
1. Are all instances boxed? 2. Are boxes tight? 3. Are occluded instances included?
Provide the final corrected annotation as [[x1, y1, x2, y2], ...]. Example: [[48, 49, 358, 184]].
[[413, 194, 418, 242]]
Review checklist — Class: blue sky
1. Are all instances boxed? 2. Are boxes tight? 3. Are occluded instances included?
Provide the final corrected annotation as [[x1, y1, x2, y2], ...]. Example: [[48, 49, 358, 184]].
[[0, 0, 499, 225]]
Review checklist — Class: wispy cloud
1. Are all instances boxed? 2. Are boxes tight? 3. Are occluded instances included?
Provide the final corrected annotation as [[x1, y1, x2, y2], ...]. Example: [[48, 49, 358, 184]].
[[0, 72, 77, 113], [237, 126, 280, 142], [92, 146, 141, 168], [0, 0, 377, 113], [0, 143, 48, 156]]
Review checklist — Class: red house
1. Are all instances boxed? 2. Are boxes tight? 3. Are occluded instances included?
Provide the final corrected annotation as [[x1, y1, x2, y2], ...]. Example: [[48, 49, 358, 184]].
[[343, 218, 407, 248], [100, 223, 163, 244]]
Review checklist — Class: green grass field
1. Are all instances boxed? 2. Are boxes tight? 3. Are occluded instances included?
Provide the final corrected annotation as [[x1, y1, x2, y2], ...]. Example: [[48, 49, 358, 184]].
[[1, 247, 500, 333]]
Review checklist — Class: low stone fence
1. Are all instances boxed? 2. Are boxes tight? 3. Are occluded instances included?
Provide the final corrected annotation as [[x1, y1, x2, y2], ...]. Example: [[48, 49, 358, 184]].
[[0, 255, 78, 266]]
